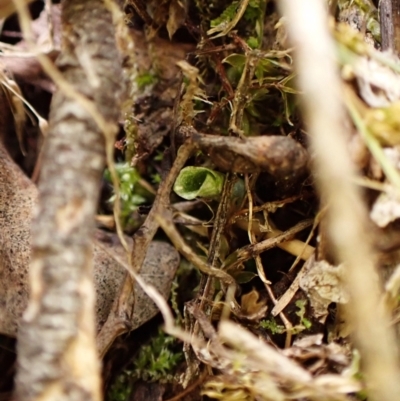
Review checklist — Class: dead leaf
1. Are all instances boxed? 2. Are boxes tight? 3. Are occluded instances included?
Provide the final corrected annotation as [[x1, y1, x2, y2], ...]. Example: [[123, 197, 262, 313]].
[[371, 190, 400, 228], [355, 56, 400, 108], [299, 260, 348, 320], [370, 147, 400, 228], [167, 0, 186, 39], [285, 334, 350, 368], [240, 289, 268, 321]]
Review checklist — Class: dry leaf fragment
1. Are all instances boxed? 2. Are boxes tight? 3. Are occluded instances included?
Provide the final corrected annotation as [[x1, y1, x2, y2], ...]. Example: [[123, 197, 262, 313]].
[[285, 334, 350, 368], [370, 147, 400, 227], [355, 56, 400, 108], [218, 321, 361, 398], [299, 260, 348, 320], [166, 0, 186, 39], [370, 190, 400, 227], [240, 289, 268, 321]]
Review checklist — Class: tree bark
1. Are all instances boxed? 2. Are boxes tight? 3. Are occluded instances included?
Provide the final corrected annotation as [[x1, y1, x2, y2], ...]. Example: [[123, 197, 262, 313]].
[[380, 0, 400, 55], [15, 1, 124, 400]]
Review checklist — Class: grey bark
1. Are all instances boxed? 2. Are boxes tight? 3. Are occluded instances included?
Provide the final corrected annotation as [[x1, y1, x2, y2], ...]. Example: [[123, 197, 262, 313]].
[[380, 0, 395, 51], [15, 1, 124, 400]]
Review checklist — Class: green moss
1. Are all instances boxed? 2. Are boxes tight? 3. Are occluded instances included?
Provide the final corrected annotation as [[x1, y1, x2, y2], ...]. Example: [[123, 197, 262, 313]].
[[108, 374, 131, 401], [260, 317, 286, 335], [210, 1, 239, 28], [108, 329, 183, 401], [104, 163, 149, 230], [132, 328, 183, 382], [136, 72, 158, 90], [293, 299, 312, 332], [260, 300, 312, 336], [210, 0, 263, 28]]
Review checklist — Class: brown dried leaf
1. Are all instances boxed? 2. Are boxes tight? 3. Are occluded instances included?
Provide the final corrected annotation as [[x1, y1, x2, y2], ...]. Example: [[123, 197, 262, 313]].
[[166, 0, 186, 39], [0, 143, 180, 340], [240, 289, 268, 321]]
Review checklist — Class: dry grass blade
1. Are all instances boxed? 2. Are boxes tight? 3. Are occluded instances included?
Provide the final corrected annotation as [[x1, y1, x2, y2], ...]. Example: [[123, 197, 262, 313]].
[[278, 0, 400, 400], [235, 217, 315, 261], [0, 70, 26, 153]]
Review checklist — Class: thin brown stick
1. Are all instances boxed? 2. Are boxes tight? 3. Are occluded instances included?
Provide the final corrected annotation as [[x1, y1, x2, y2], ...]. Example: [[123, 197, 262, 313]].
[[156, 213, 236, 287], [271, 254, 315, 317], [235, 217, 315, 261], [225, 219, 313, 271], [97, 142, 195, 353], [196, 173, 236, 320], [243, 175, 295, 346]]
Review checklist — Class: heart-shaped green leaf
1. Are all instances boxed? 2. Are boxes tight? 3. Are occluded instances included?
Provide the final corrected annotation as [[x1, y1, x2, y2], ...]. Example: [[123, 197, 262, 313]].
[[173, 166, 225, 200]]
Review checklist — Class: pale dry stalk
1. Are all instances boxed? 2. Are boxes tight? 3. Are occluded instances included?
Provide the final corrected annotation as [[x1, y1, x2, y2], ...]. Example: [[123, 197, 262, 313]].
[[277, 0, 400, 400]]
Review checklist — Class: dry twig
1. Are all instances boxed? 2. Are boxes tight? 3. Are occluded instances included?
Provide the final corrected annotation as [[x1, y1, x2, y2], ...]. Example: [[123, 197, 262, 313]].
[[97, 141, 196, 352]]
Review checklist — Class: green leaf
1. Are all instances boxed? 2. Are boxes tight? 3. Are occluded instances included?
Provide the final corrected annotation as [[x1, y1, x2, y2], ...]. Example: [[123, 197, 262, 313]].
[[247, 36, 259, 49], [221, 250, 239, 269], [222, 53, 246, 69], [302, 317, 312, 329], [136, 72, 158, 89], [173, 166, 225, 200], [232, 271, 257, 284]]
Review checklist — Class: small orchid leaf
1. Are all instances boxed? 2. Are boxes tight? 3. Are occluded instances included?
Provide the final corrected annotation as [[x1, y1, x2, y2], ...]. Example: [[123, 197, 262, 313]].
[[233, 271, 257, 284], [221, 250, 239, 269], [173, 166, 225, 200]]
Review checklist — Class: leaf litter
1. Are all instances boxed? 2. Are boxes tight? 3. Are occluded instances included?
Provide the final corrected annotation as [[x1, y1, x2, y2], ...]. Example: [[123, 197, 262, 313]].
[[3, 1, 400, 400]]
